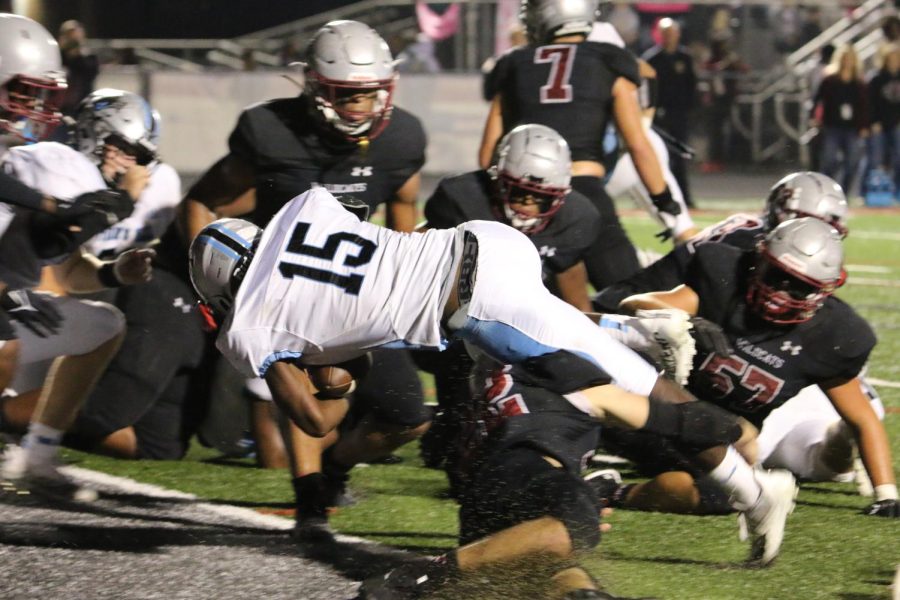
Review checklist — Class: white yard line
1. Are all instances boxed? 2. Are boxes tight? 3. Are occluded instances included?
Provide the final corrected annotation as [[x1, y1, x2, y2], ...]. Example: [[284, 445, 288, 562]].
[[852, 231, 900, 242], [846, 277, 900, 288], [866, 378, 900, 390], [846, 264, 892, 274]]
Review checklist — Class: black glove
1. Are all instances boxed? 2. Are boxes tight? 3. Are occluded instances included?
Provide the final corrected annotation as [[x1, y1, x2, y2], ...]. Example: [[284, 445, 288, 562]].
[[0, 289, 63, 338], [59, 188, 135, 225], [654, 228, 674, 242], [649, 187, 682, 217], [864, 498, 900, 517], [690, 317, 733, 356]]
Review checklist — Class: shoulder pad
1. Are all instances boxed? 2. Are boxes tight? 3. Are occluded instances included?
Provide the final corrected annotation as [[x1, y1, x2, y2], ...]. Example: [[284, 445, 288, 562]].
[[588, 42, 640, 85]]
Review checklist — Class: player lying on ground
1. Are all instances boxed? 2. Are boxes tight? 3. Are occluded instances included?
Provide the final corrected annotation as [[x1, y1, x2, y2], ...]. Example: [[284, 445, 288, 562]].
[[612, 218, 898, 518], [189, 186, 798, 565]]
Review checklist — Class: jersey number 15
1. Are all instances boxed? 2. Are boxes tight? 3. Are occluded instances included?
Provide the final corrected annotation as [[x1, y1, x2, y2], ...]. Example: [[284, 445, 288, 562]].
[[278, 222, 377, 295]]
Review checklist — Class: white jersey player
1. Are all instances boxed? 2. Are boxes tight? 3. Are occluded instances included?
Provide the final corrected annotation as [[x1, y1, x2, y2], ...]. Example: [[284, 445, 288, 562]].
[[200, 187, 660, 396]]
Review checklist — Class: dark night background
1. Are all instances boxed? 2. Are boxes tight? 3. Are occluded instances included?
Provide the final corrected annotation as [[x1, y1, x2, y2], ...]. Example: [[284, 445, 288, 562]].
[[0, 0, 361, 38]]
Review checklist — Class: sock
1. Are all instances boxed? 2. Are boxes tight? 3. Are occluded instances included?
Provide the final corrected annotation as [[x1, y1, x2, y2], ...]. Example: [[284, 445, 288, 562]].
[[21, 422, 63, 463], [707, 446, 762, 510], [597, 315, 649, 351]]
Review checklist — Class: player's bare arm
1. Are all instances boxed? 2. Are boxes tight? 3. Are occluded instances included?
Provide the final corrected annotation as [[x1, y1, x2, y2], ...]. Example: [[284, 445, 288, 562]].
[[386, 171, 421, 233], [477, 95, 504, 169], [619, 284, 700, 315], [612, 77, 666, 195], [179, 153, 256, 244], [823, 377, 897, 492], [51, 247, 155, 294], [264, 361, 349, 438], [555, 261, 591, 311]]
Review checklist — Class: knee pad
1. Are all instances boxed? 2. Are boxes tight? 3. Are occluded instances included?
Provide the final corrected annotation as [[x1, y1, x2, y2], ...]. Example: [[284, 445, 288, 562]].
[[643, 399, 742, 451]]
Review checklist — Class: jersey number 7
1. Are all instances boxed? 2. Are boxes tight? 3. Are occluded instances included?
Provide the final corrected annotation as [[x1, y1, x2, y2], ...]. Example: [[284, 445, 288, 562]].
[[535, 45, 576, 104], [278, 222, 377, 295]]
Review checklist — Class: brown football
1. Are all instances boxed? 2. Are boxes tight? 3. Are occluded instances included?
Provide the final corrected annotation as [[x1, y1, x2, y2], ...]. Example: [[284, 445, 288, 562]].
[[308, 365, 355, 399]]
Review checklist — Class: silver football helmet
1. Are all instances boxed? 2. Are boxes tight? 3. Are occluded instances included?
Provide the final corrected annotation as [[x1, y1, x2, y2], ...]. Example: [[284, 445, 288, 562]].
[[303, 20, 397, 140], [0, 13, 67, 141], [189, 218, 262, 318], [765, 171, 848, 236], [520, 0, 600, 44], [491, 124, 571, 234], [748, 217, 845, 324], [74, 88, 161, 165]]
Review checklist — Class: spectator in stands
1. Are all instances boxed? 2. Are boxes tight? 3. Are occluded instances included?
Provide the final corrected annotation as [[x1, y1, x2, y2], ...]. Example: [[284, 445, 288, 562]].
[[811, 44, 870, 196], [279, 38, 303, 66], [701, 36, 748, 173], [798, 6, 823, 48], [882, 15, 900, 43], [866, 43, 900, 195], [57, 20, 99, 117], [396, 31, 442, 74], [643, 18, 697, 208]]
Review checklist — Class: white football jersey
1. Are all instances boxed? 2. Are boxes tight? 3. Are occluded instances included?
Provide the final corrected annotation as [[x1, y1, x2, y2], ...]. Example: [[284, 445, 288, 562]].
[[219, 188, 462, 377], [0, 142, 106, 288], [83, 162, 181, 258]]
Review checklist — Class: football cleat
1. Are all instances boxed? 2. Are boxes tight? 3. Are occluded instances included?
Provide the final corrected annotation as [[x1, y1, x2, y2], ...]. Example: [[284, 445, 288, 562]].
[[583, 468, 624, 509], [1, 444, 98, 502], [736, 469, 798, 566], [358, 562, 438, 600], [633, 309, 696, 384], [291, 513, 336, 543]]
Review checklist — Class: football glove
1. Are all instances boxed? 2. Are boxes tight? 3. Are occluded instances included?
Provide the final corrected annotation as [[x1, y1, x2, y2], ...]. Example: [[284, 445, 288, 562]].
[[0, 289, 62, 338], [689, 317, 734, 356], [649, 187, 681, 217], [864, 499, 899, 517], [60, 188, 135, 226]]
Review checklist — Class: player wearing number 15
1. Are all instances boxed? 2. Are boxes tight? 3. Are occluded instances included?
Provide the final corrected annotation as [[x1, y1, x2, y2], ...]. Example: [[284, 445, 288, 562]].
[[479, 0, 678, 290]]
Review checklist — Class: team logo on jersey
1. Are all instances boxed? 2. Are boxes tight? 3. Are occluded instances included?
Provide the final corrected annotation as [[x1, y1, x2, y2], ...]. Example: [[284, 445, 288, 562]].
[[351, 166, 374, 177], [312, 181, 368, 193], [172, 297, 192, 314], [538, 245, 557, 258], [780, 341, 802, 356]]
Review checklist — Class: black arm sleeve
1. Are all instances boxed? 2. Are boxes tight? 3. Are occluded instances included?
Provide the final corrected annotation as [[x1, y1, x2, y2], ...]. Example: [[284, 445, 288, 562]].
[[423, 182, 467, 229], [0, 171, 45, 212]]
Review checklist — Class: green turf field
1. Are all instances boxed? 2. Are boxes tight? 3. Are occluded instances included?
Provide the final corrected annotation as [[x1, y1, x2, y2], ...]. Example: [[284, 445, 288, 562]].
[[59, 209, 900, 599]]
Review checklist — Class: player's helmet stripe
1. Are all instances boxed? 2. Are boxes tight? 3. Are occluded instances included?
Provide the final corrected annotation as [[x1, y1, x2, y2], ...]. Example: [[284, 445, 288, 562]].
[[197, 232, 241, 261], [208, 222, 253, 249]]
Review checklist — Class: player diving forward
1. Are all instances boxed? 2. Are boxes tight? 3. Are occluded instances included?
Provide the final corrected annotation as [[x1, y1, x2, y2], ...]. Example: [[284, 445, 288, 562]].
[[190, 187, 799, 565]]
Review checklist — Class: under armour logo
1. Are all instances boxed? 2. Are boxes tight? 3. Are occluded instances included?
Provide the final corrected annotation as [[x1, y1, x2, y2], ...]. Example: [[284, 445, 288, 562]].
[[538, 245, 557, 258], [351, 166, 373, 177], [780, 341, 802, 356], [172, 297, 192, 314]]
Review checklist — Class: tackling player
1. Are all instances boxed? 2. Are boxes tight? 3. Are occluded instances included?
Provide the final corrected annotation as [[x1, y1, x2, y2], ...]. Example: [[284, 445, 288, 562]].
[[479, 0, 680, 290], [617, 218, 898, 518]]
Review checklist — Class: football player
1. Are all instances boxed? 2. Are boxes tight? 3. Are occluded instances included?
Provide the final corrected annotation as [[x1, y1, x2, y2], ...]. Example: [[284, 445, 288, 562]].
[[0, 88, 154, 498], [479, 0, 680, 290], [617, 218, 898, 518], [190, 186, 799, 565], [174, 20, 431, 538]]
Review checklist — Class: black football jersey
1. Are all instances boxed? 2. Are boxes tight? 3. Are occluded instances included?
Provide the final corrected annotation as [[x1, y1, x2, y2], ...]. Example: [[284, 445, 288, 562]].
[[424, 170, 601, 278], [228, 94, 426, 226], [492, 41, 640, 162], [684, 244, 876, 427], [592, 213, 766, 312], [482, 364, 601, 475]]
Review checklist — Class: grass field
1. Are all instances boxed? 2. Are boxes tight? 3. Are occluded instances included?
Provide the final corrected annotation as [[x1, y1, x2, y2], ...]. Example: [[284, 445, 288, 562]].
[[58, 208, 900, 600]]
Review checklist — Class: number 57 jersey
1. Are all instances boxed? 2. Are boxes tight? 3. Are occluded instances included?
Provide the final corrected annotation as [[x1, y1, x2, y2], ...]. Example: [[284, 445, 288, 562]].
[[218, 188, 462, 377]]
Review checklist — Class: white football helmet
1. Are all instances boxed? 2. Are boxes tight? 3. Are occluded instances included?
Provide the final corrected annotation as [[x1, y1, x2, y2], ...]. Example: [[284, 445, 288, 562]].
[[748, 217, 845, 324], [189, 218, 262, 317], [765, 172, 848, 236], [303, 20, 397, 140], [520, 0, 600, 44], [74, 88, 161, 165], [0, 13, 67, 141], [491, 124, 571, 234]]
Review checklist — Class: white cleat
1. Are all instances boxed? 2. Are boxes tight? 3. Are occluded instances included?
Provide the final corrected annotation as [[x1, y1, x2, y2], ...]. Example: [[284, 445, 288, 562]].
[[633, 309, 696, 384], [1, 444, 98, 502], [737, 469, 798, 566]]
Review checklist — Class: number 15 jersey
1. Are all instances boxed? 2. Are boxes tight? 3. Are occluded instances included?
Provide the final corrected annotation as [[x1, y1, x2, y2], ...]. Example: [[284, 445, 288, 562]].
[[218, 188, 462, 377]]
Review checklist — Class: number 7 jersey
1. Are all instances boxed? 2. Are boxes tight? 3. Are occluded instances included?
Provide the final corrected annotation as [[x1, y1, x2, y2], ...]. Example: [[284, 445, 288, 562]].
[[217, 188, 462, 377]]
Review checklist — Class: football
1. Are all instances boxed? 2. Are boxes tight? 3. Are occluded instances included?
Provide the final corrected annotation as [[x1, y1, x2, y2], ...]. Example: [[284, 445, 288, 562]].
[[308, 365, 356, 399]]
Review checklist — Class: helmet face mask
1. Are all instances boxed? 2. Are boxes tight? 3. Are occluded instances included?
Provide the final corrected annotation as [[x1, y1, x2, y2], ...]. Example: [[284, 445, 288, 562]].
[[491, 124, 571, 235], [747, 218, 845, 325], [0, 14, 67, 142], [766, 171, 848, 237], [74, 89, 160, 167], [304, 20, 397, 141]]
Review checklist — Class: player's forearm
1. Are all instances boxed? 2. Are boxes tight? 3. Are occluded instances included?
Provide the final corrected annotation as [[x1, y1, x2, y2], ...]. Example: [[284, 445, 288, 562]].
[[619, 292, 675, 314], [266, 362, 345, 438], [853, 418, 897, 490], [629, 139, 666, 195], [387, 200, 417, 233], [179, 198, 218, 246], [51, 251, 107, 294]]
